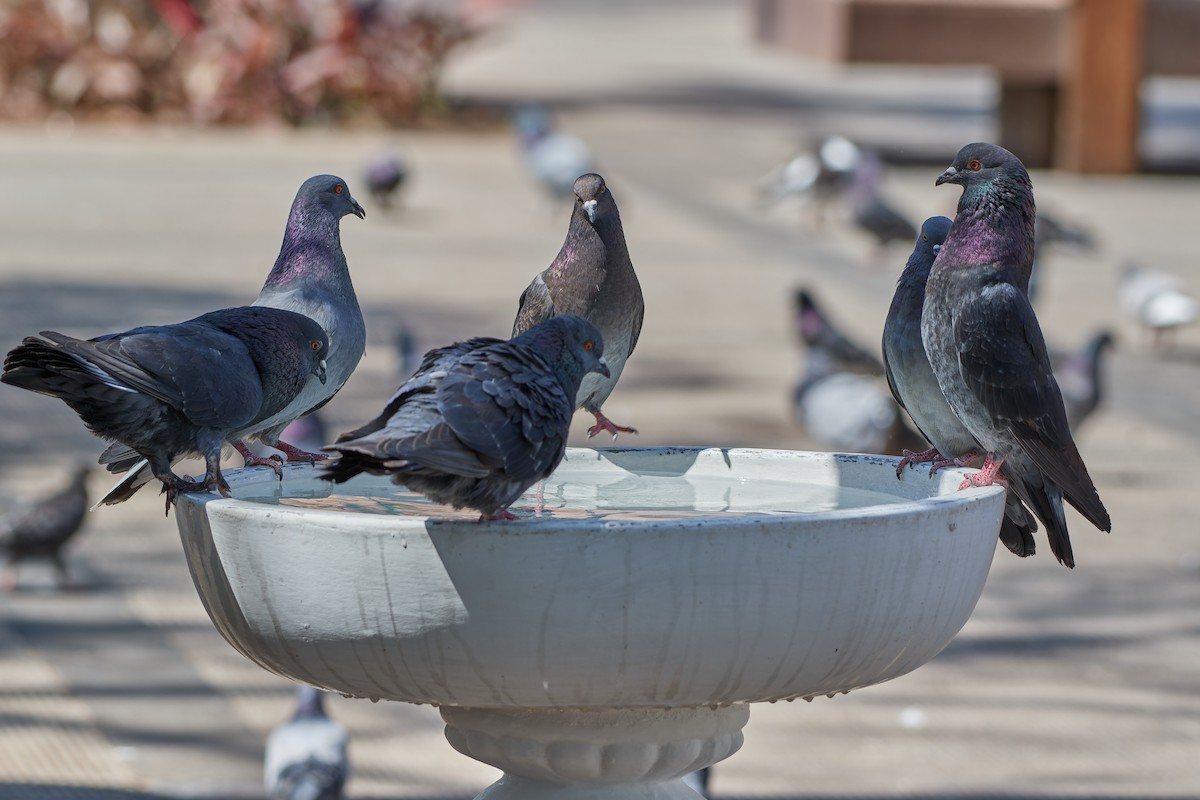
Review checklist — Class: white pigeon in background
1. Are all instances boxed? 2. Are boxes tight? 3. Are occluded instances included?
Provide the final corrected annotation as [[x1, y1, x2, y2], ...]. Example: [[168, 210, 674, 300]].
[[1120, 263, 1198, 350], [265, 685, 349, 800]]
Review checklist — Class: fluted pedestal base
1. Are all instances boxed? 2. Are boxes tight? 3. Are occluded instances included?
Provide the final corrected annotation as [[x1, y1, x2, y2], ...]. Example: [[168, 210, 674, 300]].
[[442, 706, 749, 800]]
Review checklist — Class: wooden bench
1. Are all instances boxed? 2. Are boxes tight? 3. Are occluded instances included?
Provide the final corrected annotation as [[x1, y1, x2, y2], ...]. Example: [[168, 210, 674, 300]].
[[753, 0, 1200, 172]]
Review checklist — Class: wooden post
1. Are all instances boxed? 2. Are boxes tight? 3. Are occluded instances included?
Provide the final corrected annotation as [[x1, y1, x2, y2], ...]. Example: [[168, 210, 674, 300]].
[[1057, 0, 1145, 173]]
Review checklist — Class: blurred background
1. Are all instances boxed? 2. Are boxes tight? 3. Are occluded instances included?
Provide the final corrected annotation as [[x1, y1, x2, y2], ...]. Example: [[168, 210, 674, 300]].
[[1, 0, 1200, 797]]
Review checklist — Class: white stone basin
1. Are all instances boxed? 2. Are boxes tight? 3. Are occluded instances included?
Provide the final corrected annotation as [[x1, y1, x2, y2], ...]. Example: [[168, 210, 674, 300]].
[[174, 447, 1005, 799]]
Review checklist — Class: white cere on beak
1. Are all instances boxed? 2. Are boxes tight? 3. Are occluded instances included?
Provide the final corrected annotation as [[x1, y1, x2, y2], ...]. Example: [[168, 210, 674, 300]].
[[583, 199, 598, 223], [932, 244, 942, 252]]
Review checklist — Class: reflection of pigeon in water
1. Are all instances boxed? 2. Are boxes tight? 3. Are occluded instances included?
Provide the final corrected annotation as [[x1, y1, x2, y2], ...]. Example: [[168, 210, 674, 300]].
[[322, 315, 610, 521], [1052, 330, 1115, 433], [922, 142, 1110, 568], [1120, 263, 1198, 351], [1, 464, 89, 590], [364, 151, 408, 211], [793, 289, 924, 455], [514, 106, 595, 201], [264, 685, 348, 800], [3, 308, 329, 512]]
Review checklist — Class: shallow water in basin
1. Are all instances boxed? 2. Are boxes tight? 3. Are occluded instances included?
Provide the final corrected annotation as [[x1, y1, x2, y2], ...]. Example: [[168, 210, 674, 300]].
[[234, 469, 912, 521]]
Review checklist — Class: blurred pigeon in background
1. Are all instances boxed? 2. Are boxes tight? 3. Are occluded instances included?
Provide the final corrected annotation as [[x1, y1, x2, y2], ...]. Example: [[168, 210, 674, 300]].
[[265, 685, 348, 800], [364, 151, 408, 211], [97, 174, 366, 505], [756, 134, 861, 225], [513, 173, 643, 438], [922, 142, 1110, 568], [883, 216, 1038, 558], [846, 151, 917, 261], [0, 464, 89, 590], [322, 315, 610, 521], [1053, 330, 1115, 433], [3, 308, 329, 512], [393, 323, 420, 379], [793, 288, 924, 455], [1120, 263, 1198, 351], [513, 105, 596, 201], [1028, 210, 1097, 303]]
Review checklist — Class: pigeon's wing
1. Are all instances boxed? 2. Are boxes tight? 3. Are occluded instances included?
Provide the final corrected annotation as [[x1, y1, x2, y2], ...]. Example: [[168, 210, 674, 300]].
[[954, 283, 1109, 529], [625, 298, 644, 358], [437, 346, 571, 484], [512, 274, 555, 337]]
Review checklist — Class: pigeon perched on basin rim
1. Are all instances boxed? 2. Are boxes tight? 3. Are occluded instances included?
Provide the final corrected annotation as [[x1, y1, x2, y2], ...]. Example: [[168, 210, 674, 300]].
[[322, 314, 610, 521], [96, 174, 366, 506], [513, 173, 643, 439], [920, 142, 1110, 567]]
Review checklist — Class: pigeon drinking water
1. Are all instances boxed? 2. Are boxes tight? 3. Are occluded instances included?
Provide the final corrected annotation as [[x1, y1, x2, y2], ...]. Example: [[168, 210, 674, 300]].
[[513, 173, 643, 439], [322, 315, 609, 521], [920, 142, 1111, 567], [3, 307, 329, 513]]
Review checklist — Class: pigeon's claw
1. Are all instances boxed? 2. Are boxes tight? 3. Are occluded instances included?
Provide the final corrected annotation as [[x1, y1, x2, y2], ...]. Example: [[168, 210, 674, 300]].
[[479, 509, 520, 522], [242, 454, 285, 479], [895, 447, 945, 478], [931, 449, 980, 475], [273, 440, 332, 464], [586, 410, 638, 440], [957, 453, 1007, 491]]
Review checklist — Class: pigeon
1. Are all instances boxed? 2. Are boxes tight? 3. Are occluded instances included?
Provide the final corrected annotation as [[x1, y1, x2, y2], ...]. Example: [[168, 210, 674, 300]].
[[756, 135, 861, 225], [0, 464, 89, 590], [97, 175, 366, 505], [1028, 210, 1097, 304], [921, 142, 1111, 568], [3, 307, 329, 513], [321, 314, 610, 521], [514, 105, 596, 201], [364, 151, 408, 211], [883, 216, 1038, 558], [264, 685, 349, 800], [794, 288, 885, 376], [512, 173, 643, 439], [846, 151, 917, 255], [1119, 263, 1198, 350], [1052, 330, 1115, 433]]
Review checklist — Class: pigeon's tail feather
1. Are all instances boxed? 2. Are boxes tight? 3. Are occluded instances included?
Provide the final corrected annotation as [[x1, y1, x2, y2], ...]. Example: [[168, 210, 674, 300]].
[[997, 491, 1037, 558], [95, 460, 154, 507], [1009, 472, 1075, 568]]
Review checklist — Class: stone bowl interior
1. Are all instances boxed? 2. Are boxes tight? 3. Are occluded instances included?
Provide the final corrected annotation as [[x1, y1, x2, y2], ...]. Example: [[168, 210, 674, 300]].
[[174, 447, 1005, 709]]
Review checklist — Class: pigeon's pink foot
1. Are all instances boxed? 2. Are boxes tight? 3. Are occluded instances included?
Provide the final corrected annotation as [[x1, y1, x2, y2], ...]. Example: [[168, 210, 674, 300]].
[[534, 480, 546, 517], [931, 449, 980, 475], [587, 410, 638, 440], [479, 509, 520, 522], [233, 442, 285, 478], [957, 453, 1008, 491], [896, 447, 944, 478], [273, 440, 332, 464]]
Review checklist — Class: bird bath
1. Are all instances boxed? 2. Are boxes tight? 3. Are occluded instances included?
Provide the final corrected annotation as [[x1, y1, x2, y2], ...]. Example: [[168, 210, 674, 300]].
[[174, 447, 1005, 800]]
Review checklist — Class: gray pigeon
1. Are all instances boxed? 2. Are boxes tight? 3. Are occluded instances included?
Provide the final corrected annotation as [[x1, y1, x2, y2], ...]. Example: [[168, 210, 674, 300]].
[[883, 216, 1038, 558], [364, 151, 408, 211], [756, 135, 862, 226], [514, 106, 596, 201], [97, 175, 365, 505], [1053, 330, 1115, 433], [0, 464, 89, 590], [795, 288, 885, 376], [847, 151, 917, 254], [264, 685, 348, 800], [1119, 262, 1198, 350], [921, 142, 1111, 568], [322, 314, 609, 520], [3, 307, 329, 513], [1028, 210, 1097, 304], [512, 173, 643, 439]]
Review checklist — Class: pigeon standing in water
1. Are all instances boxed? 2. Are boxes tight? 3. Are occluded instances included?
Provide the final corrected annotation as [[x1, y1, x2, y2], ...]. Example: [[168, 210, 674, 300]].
[[364, 151, 408, 211], [1119, 263, 1198, 351], [513, 173, 643, 439], [883, 216, 1038, 558], [921, 142, 1111, 567], [264, 685, 348, 800], [0, 464, 90, 590], [97, 175, 366, 505], [4, 307, 329, 513], [322, 315, 610, 521]]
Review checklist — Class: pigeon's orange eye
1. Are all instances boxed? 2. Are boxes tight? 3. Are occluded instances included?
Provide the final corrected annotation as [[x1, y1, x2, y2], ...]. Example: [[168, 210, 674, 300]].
[[598, 184, 606, 194], [967, 160, 982, 171], [311, 340, 322, 351], [574, 193, 583, 203], [922, 234, 928, 242], [583, 341, 594, 351], [335, 184, 344, 194]]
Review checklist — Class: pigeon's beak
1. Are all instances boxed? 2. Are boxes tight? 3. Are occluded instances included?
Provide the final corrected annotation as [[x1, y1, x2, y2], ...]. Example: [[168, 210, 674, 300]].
[[935, 166, 958, 186], [582, 199, 598, 223], [350, 197, 366, 219], [594, 356, 611, 378], [316, 359, 328, 385]]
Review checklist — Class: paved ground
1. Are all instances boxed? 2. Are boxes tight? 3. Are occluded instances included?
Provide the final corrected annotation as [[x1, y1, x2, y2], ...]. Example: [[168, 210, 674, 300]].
[[2, 1, 1200, 798]]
